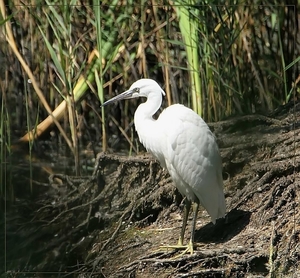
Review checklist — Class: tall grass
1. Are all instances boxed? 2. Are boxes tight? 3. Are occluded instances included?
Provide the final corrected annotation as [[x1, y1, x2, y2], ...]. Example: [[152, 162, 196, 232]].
[[0, 89, 13, 202], [0, 0, 12, 201], [38, 1, 82, 174], [176, 0, 202, 116], [24, 75, 36, 192], [92, 0, 125, 151], [93, 0, 106, 152], [0, 0, 298, 171]]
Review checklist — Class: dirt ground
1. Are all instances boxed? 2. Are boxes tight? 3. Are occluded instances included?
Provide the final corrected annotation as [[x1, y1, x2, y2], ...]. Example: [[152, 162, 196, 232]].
[[4, 101, 300, 277]]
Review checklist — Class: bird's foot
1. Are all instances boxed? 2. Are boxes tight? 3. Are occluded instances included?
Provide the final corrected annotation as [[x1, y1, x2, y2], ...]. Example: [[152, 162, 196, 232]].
[[159, 240, 194, 255]]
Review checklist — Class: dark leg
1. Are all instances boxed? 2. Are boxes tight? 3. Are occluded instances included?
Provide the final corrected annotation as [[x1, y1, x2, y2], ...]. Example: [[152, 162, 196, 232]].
[[178, 198, 191, 245], [188, 202, 199, 254]]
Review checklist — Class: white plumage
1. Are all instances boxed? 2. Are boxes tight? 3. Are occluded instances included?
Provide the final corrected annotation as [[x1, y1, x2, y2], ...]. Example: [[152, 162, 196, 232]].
[[103, 78, 226, 254]]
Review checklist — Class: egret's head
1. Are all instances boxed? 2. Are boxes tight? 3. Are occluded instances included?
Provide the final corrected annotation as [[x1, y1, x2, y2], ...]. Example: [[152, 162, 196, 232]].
[[102, 79, 165, 106], [129, 79, 166, 98]]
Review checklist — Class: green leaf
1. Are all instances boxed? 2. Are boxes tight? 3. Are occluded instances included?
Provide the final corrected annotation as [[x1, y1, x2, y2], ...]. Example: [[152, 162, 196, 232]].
[[38, 25, 66, 85]]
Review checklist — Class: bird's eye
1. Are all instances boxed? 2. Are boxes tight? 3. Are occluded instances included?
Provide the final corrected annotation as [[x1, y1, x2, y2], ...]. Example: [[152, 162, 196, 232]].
[[134, 88, 140, 93]]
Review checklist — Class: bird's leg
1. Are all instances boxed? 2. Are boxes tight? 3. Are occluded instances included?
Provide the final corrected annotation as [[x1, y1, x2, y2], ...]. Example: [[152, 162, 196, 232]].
[[178, 199, 192, 246], [187, 202, 199, 254], [159, 199, 193, 254]]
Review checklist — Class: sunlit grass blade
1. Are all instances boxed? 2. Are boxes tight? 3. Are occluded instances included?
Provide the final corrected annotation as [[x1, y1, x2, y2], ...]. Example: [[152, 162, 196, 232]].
[[176, 0, 202, 116]]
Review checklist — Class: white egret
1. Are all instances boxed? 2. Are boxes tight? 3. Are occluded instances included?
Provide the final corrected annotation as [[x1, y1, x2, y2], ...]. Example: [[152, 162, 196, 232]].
[[103, 79, 226, 254]]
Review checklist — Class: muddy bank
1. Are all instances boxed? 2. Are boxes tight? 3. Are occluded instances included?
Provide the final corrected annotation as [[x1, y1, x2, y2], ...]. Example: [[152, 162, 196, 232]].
[[3, 101, 300, 277]]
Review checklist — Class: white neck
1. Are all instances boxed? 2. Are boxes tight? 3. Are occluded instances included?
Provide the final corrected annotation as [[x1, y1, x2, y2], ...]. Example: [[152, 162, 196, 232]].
[[133, 92, 164, 164], [134, 92, 162, 131]]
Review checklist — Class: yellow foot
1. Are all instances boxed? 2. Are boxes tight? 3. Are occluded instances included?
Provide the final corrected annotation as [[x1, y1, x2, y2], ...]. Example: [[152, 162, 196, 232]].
[[159, 241, 194, 255]]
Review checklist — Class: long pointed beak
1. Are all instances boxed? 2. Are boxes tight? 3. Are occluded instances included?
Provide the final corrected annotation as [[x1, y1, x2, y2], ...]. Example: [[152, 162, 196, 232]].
[[102, 89, 136, 107]]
